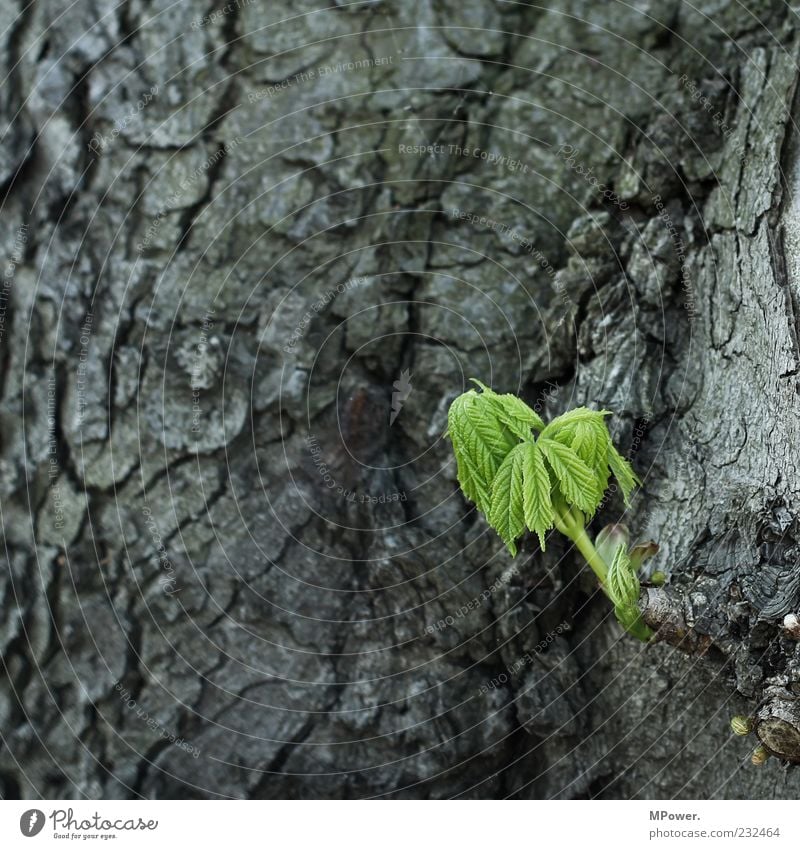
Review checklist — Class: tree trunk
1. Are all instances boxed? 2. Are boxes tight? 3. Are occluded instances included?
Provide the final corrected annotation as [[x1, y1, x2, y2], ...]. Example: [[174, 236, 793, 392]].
[[3, 0, 800, 799]]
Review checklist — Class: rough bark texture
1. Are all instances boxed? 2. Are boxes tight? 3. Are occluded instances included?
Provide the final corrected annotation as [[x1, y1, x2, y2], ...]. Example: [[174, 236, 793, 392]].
[[3, 0, 800, 799]]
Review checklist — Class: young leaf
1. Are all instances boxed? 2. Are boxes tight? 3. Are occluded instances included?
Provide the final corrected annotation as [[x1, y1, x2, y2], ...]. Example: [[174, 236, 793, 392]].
[[487, 392, 545, 438], [448, 394, 491, 510], [607, 442, 640, 505], [545, 412, 612, 494], [488, 443, 527, 556], [606, 544, 639, 609], [522, 442, 555, 549], [569, 420, 610, 488], [607, 544, 651, 642], [541, 407, 612, 439], [448, 391, 517, 513], [544, 409, 639, 508], [469, 380, 545, 438], [537, 437, 600, 515]]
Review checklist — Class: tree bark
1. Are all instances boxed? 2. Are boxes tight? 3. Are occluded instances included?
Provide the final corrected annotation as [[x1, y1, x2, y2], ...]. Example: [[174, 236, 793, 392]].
[[3, 0, 800, 799]]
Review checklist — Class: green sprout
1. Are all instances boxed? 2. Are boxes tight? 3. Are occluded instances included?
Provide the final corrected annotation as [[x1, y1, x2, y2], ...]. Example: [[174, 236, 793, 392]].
[[446, 380, 658, 641]]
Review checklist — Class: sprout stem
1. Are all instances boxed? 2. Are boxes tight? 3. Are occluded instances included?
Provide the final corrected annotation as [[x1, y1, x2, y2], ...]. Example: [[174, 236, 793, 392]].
[[554, 505, 609, 586]]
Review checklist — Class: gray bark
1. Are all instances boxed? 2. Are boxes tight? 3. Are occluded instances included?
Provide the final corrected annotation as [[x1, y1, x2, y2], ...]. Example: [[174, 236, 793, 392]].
[[3, 0, 800, 799]]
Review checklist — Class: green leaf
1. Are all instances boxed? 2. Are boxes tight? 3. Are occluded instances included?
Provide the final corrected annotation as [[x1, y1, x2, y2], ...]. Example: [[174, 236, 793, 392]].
[[544, 408, 640, 506], [607, 544, 652, 642], [541, 407, 611, 439], [487, 392, 545, 438], [606, 545, 639, 609], [448, 394, 489, 510], [468, 379, 545, 438], [607, 443, 640, 505], [547, 415, 611, 495], [537, 437, 600, 516], [488, 443, 527, 556], [521, 442, 554, 549], [573, 421, 610, 486], [447, 390, 517, 514]]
